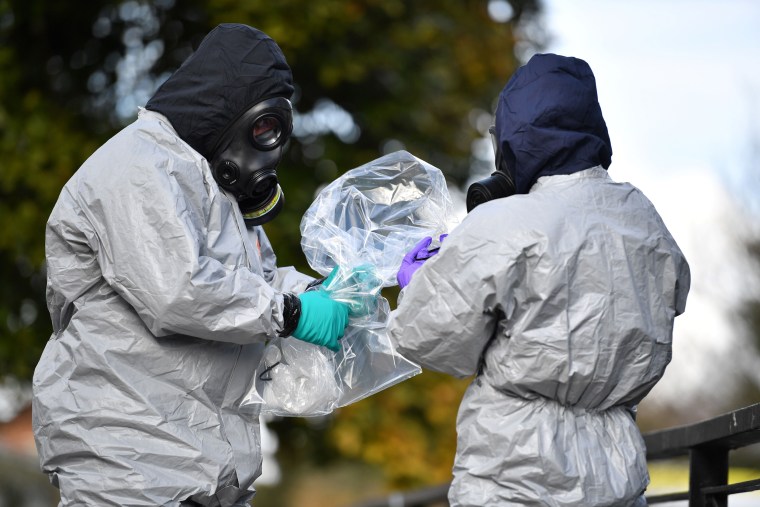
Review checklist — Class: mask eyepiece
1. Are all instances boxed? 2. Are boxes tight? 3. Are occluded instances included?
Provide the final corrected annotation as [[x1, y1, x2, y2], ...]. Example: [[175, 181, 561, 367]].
[[252, 115, 286, 149]]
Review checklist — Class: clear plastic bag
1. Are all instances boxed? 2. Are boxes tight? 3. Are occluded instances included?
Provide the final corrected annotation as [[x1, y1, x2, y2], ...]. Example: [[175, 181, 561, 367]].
[[301, 150, 454, 284], [246, 150, 453, 416]]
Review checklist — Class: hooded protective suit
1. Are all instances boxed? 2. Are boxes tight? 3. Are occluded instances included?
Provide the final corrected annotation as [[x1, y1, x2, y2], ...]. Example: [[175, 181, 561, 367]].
[[32, 24, 311, 506], [387, 54, 691, 506]]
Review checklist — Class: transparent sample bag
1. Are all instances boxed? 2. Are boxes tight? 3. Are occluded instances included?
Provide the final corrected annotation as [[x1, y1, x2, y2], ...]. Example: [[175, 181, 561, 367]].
[[247, 150, 453, 416]]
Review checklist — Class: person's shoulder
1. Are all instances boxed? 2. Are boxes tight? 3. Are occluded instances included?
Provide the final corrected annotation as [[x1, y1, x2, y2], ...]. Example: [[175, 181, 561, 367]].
[[79, 114, 202, 187], [133, 110, 185, 147], [453, 194, 543, 249]]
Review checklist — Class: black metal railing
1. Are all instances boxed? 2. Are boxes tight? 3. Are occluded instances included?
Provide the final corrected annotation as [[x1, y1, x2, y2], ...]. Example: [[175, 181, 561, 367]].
[[351, 403, 760, 507], [644, 402, 760, 506]]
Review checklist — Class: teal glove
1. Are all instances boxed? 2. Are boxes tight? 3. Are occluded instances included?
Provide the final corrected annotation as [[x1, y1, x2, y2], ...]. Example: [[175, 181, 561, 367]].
[[305, 266, 340, 292], [292, 289, 350, 352], [338, 264, 382, 318], [322, 265, 340, 289]]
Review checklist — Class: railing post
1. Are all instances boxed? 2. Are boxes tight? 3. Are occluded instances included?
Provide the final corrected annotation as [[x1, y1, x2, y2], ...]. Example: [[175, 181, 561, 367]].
[[688, 445, 728, 507]]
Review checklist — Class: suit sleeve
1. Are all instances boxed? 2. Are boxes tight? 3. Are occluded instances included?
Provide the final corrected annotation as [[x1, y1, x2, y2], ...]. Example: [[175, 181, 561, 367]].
[[387, 219, 504, 378], [74, 141, 287, 344]]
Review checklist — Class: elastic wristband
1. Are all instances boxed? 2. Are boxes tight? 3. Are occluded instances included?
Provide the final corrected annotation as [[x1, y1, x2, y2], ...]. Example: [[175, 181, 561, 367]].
[[278, 292, 301, 337]]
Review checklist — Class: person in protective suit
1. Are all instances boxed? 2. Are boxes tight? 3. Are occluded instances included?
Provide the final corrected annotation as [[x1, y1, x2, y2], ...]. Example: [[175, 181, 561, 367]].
[[388, 53, 691, 506], [32, 24, 349, 507]]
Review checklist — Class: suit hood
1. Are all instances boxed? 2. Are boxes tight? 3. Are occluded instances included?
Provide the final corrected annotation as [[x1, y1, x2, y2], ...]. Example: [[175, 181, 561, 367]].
[[145, 23, 294, 160], [494, 53, 612, 194]]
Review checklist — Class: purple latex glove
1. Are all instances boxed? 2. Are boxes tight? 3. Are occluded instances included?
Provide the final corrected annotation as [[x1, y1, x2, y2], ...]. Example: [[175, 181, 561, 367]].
[[397, 234, 448, 289]]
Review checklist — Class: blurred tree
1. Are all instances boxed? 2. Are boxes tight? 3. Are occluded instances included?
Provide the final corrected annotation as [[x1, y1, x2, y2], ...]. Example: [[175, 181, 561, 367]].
[[0, 0, 542, 495], [736, 238, 760, 406], [744, 241, 760, 344], [724, 130, 760, 414], [740, 130, 760, 357], [0, 0, 210, 378]]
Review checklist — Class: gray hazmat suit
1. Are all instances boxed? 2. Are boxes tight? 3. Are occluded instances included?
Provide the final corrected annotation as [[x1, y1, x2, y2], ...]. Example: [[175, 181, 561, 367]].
[[387, 54, 691, 506], [32, 25, 310, 506]]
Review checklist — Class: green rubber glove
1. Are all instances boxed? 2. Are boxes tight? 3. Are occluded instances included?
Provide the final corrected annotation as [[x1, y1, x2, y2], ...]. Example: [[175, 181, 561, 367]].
[[338, 264, 382, 317], [293, 289, 350, 352], [321, 265, 340, 289]]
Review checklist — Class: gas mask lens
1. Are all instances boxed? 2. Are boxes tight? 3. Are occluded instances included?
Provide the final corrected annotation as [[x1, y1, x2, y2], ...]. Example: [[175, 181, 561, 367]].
[[252, 116, 283, 148]]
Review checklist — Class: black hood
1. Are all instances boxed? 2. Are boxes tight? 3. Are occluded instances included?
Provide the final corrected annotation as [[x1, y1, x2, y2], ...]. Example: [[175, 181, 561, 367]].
[[494, 53, 612, 194], [145, 23, 294, 160]]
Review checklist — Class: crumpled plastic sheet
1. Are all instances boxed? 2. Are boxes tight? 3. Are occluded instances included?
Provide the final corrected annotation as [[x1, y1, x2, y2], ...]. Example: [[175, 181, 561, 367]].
[[243, 150, 453, 416]]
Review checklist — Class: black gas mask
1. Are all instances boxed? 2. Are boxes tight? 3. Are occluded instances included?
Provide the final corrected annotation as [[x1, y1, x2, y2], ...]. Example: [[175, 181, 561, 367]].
[[210, 96, 293, 226], [465, 125, 516, 212]]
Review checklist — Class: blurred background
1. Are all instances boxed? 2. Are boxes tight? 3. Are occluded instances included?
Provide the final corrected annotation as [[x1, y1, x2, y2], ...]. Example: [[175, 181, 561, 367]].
[[0, 0, 758, 505]]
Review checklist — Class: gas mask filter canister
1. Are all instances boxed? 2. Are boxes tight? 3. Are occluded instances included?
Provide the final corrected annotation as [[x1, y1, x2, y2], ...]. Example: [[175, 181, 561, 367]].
[[210, 96, 293, 226]]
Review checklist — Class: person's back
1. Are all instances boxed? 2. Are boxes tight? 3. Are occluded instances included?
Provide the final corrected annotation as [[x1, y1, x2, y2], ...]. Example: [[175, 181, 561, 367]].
[[477, 167, 684, 410], [388, 53, 690, 506], [444, 167, 687, 505]]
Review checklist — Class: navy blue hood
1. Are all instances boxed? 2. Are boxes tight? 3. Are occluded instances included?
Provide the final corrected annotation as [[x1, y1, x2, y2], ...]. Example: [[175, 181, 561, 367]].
[[145, 24, 294, 160], [494, 53, 612, 194]]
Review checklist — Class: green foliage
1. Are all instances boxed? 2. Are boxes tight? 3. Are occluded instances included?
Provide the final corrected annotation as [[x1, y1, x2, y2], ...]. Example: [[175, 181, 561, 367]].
[[0, 0, 210, 378], [0, 93, 99, 377], [0, 0, 105, 376]]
